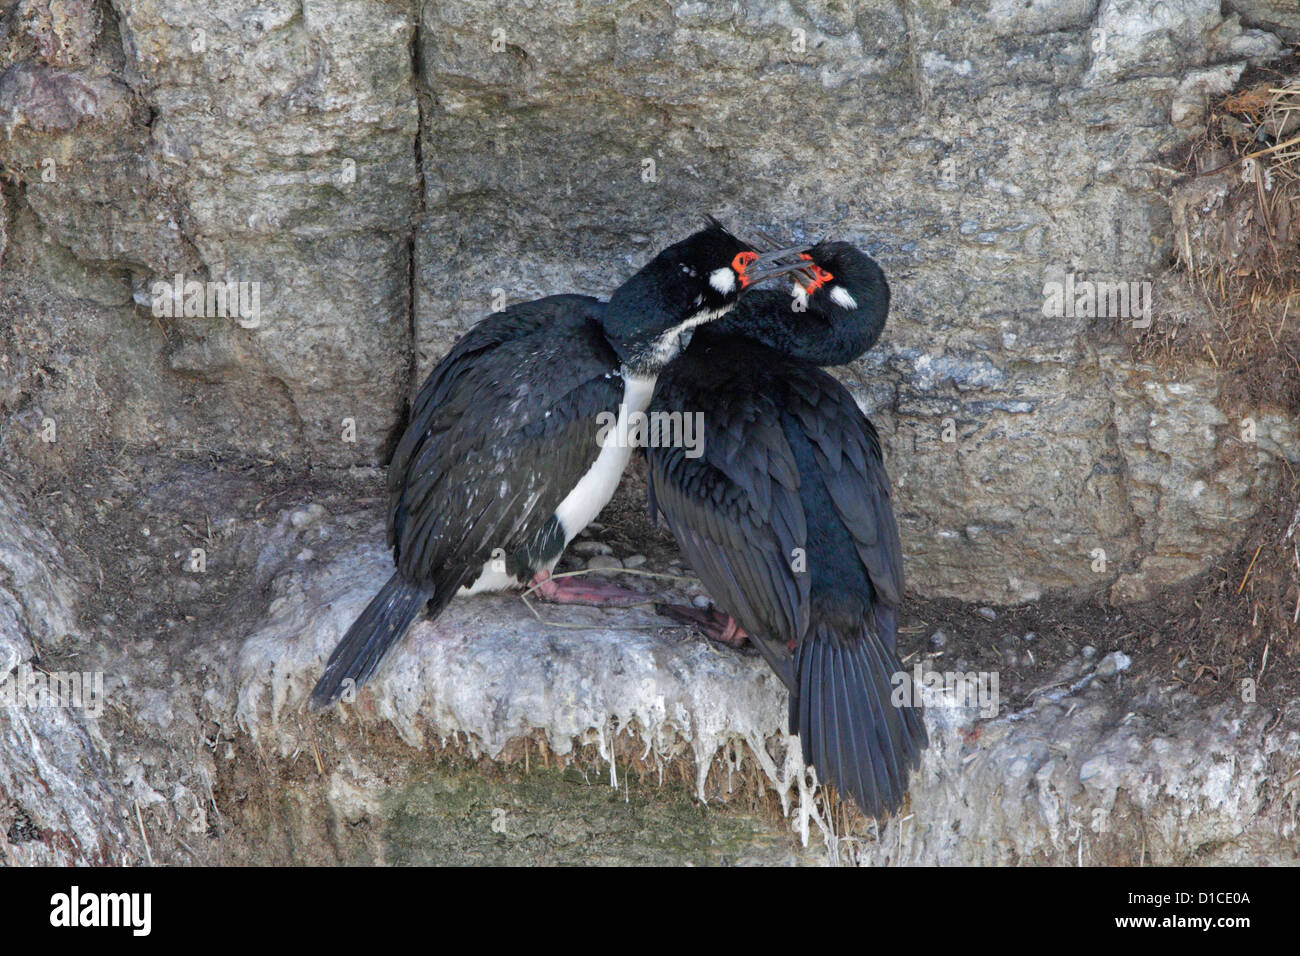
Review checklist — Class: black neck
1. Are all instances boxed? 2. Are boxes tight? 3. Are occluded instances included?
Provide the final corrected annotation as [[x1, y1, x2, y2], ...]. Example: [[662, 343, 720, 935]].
[[599, 276, 669, 369]]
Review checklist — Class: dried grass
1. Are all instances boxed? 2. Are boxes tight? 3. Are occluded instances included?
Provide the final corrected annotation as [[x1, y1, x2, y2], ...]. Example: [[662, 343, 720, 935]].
[[1153, 68, 1300, 413], [1139, 62, 1300, 696]]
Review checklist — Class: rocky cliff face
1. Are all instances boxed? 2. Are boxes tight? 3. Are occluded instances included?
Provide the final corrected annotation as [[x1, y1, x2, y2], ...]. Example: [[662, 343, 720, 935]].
[[3, 0, 1296, 604], [2, 0, 1299, 865]]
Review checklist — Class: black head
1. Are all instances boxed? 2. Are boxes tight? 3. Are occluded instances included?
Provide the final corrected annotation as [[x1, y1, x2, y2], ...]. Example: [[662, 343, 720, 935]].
[[707, 240, 892, 366], [601, 219, 806, 376], [792, 241, 890, 322]]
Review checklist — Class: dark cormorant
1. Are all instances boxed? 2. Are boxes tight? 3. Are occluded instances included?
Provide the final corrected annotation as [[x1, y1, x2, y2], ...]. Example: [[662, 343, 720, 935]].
[[646, 241, 927, 817], [310, 222, 808, 708]]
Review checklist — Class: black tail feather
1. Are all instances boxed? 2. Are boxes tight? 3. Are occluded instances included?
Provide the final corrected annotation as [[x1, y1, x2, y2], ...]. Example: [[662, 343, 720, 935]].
[[309, 574, 439, 710], [791, 619, 927, 818]]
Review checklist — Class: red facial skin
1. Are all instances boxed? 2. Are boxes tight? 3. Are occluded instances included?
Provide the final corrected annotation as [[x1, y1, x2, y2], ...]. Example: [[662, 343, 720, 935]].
[[733, 249, 835, 293], [798, 253, 834, 294], [732, 250, 759, 288]]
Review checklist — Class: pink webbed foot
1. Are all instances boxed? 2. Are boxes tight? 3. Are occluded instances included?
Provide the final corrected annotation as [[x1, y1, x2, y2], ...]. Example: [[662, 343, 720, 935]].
[[653, 603, 749, 648], [528, 569, 650, 607]]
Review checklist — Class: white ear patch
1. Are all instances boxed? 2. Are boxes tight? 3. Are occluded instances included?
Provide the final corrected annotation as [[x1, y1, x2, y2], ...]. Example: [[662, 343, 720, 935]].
[[708, 267, 736, 294], [830, 285, 858, 309]]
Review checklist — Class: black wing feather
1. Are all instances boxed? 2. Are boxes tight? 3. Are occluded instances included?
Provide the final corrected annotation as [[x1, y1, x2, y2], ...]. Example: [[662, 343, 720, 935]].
[[785, 371, 904, 613], [387, 296, 623, 581], [649, 343, 926, 817], [647, 372, 808, 689]]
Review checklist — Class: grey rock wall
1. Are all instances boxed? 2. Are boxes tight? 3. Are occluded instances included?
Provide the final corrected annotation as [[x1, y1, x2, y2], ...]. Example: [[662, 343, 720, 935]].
[[3, 0, 419, 465], [3, 0, 1297, 605], [3, 0, 1300, 866], [0, 489, 134, 864]]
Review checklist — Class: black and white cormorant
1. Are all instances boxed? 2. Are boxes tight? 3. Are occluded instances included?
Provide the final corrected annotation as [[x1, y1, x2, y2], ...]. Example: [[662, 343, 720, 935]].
[[309, 221, 808, 708], [645, 241, 928, 818]]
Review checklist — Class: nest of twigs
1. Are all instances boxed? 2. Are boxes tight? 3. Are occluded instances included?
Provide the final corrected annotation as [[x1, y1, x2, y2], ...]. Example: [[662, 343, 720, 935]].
[[1158, 68, 1300, 413]]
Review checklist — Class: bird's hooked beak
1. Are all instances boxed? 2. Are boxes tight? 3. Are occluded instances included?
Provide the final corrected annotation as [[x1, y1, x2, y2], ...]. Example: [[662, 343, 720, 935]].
[[735, 228, 836, 291], [733, 245, 816, 288]]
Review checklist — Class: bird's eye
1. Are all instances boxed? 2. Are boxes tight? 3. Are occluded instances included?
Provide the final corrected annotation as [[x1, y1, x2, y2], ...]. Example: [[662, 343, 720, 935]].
[[731, 251, 757, 272]]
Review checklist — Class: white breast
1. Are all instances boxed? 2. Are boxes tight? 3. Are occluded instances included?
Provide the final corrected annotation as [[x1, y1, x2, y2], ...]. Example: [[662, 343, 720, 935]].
[[457, 371, 655, 596], [552, 371, 656, 543], [459, 562, 519, 596]]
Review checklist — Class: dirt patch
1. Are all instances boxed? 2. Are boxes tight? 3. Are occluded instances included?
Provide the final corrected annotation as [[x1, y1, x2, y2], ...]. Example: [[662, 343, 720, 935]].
[[10, 447, 380, 658], [1137, 480, 1300, 708]]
